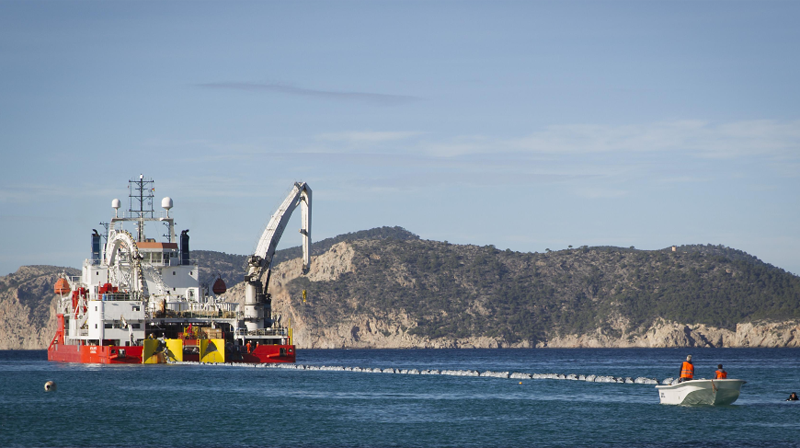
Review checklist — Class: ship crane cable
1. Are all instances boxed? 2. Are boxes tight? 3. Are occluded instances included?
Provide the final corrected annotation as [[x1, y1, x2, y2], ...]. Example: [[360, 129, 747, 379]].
[[104, 229, 148, 299], [244, 182, 311, 335]]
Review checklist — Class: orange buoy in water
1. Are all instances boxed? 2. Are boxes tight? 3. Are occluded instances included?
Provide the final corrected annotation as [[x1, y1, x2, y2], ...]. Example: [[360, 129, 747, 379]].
[[54, 278, 70, 295], [212, 277, 226, 295]]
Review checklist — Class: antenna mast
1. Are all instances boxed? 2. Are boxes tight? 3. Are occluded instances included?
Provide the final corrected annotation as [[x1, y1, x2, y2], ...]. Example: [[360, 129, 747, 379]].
[[129, 174, 155, 242]]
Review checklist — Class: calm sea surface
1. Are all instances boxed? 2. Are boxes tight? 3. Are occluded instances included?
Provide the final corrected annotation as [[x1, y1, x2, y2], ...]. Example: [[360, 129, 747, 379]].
[[1, 348, 799, 447]]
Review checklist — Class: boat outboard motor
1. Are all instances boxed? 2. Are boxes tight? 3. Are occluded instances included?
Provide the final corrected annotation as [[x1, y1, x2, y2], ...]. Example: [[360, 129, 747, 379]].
[[91, 230, 101, 265], [180, 230, 190, 265]]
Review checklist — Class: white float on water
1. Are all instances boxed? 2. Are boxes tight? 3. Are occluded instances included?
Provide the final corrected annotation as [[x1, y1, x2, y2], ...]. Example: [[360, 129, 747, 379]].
[[187, 361, 671, 388], [655, 379, 746, 405]]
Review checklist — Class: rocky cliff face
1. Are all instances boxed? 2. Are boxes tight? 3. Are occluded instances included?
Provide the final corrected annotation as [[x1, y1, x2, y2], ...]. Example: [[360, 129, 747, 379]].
[[0, 266, 79, 350], [224, 241, 800, 349], [538, 319, 800, 348]]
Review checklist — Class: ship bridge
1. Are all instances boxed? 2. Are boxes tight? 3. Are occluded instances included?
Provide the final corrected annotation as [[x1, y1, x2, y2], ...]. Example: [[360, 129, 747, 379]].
[[135, 241, 180, 266]]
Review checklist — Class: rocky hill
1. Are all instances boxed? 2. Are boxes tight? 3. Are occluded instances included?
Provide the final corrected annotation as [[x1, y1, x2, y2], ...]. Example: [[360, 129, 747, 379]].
[[226, 236, 800, 349], [0, 265, 79, 349], [191, 226, 417, 292], [191, 250, 248, 293], [2, 228, 799, 350]]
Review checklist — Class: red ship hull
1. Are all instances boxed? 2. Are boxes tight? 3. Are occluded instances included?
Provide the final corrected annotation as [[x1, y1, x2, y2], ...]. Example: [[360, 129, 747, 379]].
[[48, 343, 145, 364], [47, 316, 295, 364], [47, 343, 295, 364]]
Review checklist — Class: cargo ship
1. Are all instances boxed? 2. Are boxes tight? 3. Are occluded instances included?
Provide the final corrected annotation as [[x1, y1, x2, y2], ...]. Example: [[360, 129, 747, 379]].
[[48, 176, 311, 364]]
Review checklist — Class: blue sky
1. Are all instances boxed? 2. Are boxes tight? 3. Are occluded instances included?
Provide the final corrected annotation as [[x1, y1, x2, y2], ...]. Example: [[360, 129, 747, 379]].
[[1, 0, 799, 276]]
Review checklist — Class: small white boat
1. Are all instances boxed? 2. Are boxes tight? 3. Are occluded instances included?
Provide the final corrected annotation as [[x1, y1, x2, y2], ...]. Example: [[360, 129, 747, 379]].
[[655, 379, 746, 405]]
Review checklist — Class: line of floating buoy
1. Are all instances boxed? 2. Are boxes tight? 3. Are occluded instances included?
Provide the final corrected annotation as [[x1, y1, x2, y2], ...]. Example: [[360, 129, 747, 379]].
[[180, 361, 670, 385]]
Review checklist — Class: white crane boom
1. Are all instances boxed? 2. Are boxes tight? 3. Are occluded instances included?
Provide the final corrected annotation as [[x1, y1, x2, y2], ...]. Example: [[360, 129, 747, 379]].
[[251, 182, 312, 275], [244, 182, 311, 332]]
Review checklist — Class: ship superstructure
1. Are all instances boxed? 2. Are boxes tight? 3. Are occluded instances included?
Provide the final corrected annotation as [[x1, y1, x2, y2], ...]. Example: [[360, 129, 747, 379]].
[[49, 176, 311, 364]]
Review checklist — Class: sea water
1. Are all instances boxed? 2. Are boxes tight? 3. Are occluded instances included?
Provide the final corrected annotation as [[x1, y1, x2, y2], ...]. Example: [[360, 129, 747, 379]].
[[1, 348, 799, 447]]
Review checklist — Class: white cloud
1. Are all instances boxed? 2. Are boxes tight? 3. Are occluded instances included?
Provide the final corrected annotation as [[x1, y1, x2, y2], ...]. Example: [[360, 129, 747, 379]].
[[141, 119, 800, 166], [414, 120, 800, 159], [573, 187, 628, 199], [317, 131, 422, 144], [198, 82, 420, 106], [0, 183, 116, 204]]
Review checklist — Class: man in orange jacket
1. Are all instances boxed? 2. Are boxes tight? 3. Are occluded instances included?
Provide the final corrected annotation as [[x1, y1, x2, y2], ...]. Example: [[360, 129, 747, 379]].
[[679, 355, 694, 382], [715, 364, 727, 379]]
